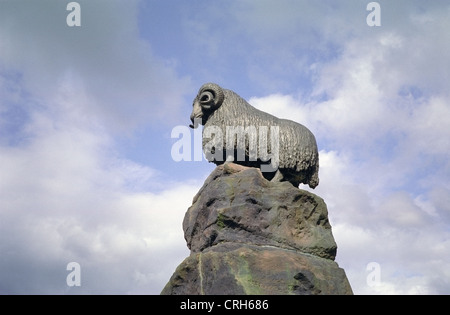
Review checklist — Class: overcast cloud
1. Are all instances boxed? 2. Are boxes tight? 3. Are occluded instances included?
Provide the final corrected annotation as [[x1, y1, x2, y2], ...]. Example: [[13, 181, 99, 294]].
[[0, 0, 449, 294]]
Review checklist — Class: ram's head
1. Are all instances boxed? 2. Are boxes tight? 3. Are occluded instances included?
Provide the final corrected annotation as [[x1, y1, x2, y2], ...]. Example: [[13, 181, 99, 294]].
[[189, 83, 225, 129]]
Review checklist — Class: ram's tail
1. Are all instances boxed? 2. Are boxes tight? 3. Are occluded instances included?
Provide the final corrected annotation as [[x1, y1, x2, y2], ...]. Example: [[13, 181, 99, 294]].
[[308, 164, 319, 189]]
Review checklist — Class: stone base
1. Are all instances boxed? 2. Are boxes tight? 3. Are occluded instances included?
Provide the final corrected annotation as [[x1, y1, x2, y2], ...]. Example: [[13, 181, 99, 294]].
[[161, 163, 353, 295], [161, 243, 352, 295]]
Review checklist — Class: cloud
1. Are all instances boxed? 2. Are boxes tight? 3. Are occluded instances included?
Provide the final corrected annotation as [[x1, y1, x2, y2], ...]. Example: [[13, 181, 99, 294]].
[[0, 1, 198, 293], [0, 81, 199, 293], [180, 0, 450, 98], [245, 5, 450, 294], [312, 152, 450, 295], [0, 0, 192, 130]]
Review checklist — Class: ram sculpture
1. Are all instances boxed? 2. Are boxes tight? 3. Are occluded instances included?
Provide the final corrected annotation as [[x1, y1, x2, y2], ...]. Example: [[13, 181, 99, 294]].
[[189, 83, 319, 188]]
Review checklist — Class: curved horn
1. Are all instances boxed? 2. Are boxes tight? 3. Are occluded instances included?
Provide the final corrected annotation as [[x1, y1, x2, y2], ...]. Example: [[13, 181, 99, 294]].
[[198, 83, 224, 110]]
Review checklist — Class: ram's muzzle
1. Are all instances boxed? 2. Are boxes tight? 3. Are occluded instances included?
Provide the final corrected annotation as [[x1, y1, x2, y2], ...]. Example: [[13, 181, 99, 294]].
[[189, 100, 203, 129]]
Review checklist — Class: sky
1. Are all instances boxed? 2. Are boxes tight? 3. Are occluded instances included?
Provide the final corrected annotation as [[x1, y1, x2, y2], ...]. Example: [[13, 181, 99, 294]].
[[0, 0, 449, 294]]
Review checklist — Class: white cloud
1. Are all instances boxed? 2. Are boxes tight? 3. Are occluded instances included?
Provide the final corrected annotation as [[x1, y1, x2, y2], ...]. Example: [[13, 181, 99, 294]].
[[245, 5, 450, 294], [0, 53, 199, 294], [0, 99, 198, 293], [0, 0, 192, 130], [0, 0, 200, 295]]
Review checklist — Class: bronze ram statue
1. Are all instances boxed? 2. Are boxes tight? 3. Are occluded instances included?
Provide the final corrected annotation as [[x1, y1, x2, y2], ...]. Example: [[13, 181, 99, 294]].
[[189, 83, 319, 188]]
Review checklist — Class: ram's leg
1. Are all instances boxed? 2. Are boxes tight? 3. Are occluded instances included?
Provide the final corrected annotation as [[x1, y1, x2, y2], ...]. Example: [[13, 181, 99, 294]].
[[270, 169, 284, 182]]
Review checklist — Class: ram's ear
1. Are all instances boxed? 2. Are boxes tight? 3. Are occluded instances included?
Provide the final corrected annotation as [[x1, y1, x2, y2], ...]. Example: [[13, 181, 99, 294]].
[[198, 83, 224, 110]]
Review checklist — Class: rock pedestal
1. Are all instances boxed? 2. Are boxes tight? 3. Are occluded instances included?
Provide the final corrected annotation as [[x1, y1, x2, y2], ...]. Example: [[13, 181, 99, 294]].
[[161, 163, 352, 295]]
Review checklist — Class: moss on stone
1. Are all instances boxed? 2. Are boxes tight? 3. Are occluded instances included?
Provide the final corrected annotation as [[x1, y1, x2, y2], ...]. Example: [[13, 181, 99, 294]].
[[216, 212, 226, 229], [232, 253, 263, 295]]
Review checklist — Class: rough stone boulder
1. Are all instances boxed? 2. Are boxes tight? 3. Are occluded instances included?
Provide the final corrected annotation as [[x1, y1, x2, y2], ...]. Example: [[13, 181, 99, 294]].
[[161, 163, 352, 295]]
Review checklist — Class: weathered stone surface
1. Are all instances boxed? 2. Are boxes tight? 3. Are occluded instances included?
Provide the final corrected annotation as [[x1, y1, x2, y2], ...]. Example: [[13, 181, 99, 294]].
[[162, 163, 353, 295], [183, 163, 336, 260], [161, 243, 352, 295]]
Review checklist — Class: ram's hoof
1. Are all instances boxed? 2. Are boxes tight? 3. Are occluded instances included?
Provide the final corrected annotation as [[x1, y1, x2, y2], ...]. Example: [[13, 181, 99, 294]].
[[270, 170, 284, 182]]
